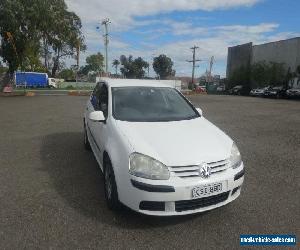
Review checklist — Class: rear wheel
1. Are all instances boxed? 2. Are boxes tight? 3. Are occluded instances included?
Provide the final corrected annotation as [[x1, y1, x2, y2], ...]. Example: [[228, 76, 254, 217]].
[[84, 122, 91, 151], [104, 159, 120, 210]]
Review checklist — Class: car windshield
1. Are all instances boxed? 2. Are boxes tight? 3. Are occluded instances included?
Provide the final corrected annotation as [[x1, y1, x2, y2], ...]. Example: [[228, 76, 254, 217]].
[[112, 87, 199, 122]]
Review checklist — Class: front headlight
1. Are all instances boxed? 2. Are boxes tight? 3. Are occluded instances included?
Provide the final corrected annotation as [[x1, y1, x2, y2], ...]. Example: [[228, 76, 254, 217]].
[[129, 153, 170, 180], [230, 143, 242, 169]]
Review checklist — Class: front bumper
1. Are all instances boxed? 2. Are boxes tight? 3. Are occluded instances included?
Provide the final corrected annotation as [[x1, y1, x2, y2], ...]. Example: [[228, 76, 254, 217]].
[[119, 163, 245, 216]]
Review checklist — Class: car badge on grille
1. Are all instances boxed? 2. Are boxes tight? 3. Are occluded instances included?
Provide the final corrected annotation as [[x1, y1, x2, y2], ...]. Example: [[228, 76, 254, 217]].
[[199, 163, 211, 178]]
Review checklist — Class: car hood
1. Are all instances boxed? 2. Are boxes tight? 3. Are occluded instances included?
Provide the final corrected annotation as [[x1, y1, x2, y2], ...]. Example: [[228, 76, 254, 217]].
[[115, 117, 232, 166]]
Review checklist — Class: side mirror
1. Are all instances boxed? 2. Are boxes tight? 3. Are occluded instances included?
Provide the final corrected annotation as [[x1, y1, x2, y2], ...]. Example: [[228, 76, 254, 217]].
[[196, 108, 203, 116], [89, 111, 106, 122]]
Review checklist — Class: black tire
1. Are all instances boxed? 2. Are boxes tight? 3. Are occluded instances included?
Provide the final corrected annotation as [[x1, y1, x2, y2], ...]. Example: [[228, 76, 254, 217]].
[[104, 159, 120, 210], [84, 123, 91, 151]]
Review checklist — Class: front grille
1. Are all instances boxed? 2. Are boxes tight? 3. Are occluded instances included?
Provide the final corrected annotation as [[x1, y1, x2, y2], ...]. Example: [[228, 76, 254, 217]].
[[169, 159, 229, 178], [139, 201, 165, 211], [175, 191, 230, 212]]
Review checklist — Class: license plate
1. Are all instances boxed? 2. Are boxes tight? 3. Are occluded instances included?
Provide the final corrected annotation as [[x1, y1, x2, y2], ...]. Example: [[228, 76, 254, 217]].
[[192, 183, 223, 199]]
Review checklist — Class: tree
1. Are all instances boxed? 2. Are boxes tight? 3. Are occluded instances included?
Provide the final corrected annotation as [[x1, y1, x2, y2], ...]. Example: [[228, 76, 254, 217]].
[[251, 61, 269, 87], [58, 69, 75, 80], [153, 54, 175, 79], [120, 55, 149, 78], [112, 59, 120, 75], [85, 53, 104, 73], [228, 65, 251, 91], [133, 57, 149, 78], [0, 64, 8, 74], [78, 53, 104, 76], [0, 0, 86, 78], [48, 7, 85, 77], [0, 0, 36, 73], [268, 62, 285, 86]]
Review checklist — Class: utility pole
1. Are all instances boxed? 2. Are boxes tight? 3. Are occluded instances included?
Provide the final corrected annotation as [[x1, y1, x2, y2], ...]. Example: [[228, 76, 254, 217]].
[[76, 40, 80, 84], [187, 46, 201, 85], [208, 56, 214, 84], [101, 18, 111, 74]]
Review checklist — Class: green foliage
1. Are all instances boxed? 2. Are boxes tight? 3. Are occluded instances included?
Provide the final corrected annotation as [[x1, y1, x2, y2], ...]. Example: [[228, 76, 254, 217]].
[[250, 61, 286, 87], [268, 62, 285, 85], [251, 61, 269, 87], [0, 65, 8, 74], [112, 59, 120, 74], [188, 82, 195, 90], [0, 0, 85, 77], [228, 65, 251, 91], [153, 54, 175, 79], [120, 55, 149, 79], [85, 53, 104, 73], [58, 69, 75, 80], [66, 85, 74, 90], [229, 61, 288, 92], [78, 53, 104, 75]]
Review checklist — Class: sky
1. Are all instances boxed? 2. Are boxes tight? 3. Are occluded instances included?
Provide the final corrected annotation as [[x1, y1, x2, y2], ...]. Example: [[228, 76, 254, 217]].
[[65, 0, 300, 77]]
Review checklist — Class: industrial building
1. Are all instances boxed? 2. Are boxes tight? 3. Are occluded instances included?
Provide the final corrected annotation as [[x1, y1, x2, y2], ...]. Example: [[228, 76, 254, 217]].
[[226, 37, 300, 80]]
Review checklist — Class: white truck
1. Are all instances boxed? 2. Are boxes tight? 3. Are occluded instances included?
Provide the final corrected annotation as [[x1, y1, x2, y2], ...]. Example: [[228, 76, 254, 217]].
[[48, 78, 64, 88]]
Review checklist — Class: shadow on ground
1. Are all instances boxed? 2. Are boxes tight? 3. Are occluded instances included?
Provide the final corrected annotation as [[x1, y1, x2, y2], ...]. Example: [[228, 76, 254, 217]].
[[40, 132, 198, 228]]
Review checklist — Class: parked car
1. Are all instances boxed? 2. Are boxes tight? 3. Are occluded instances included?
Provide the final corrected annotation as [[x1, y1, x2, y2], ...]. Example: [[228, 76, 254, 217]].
[[216, 85, 225, 92], [264, 86, 287, 98], [286, 88, 300, 99], [249, 86, 270, 97], [198, 85, 206, 91], [84, 79, 245, 216], [228, 85, 243, 95], [195, 85, 206, 93]]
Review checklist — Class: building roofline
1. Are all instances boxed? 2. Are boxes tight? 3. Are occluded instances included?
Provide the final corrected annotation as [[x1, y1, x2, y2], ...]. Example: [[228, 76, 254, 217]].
[[228, 42, 252, 49], [228, 37, 300, 49], [253, 37, 300, 47]]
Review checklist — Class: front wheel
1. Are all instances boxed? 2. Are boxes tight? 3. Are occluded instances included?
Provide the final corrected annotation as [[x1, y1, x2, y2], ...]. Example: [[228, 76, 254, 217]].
[[104, 159, 120, 210]]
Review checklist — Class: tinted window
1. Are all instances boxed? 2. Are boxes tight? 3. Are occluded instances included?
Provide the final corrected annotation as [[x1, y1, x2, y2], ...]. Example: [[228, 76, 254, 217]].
[[112, 87, 199, 122], [91, 83, 102, 110], [91, 83, 108, 118], [99, 85, 108, 118]]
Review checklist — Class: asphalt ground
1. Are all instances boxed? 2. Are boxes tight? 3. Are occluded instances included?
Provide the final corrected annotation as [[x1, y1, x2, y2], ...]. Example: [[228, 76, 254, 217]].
[[0, 95, 299, 249]]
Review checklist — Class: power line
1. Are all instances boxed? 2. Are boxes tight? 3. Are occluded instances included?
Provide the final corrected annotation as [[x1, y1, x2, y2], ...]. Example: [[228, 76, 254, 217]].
[[186, 46, 201, 84]]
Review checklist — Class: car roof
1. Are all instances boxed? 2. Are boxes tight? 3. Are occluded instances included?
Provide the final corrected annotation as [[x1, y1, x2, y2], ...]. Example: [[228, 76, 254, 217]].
[[98, 78, 174, 88]]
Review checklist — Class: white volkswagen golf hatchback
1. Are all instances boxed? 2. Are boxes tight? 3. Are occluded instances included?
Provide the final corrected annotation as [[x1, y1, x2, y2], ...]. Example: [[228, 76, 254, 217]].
[[83, 79, 244, 216]]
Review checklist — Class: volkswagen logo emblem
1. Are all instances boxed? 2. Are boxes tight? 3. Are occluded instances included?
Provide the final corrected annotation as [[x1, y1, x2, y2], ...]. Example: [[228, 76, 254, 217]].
[[199, 163, 211, 178]]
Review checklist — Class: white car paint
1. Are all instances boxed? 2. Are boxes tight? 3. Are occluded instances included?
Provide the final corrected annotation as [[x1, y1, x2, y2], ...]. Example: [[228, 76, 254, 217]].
[[84, 79, 244, 216], [96, 77, 182, 91]]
